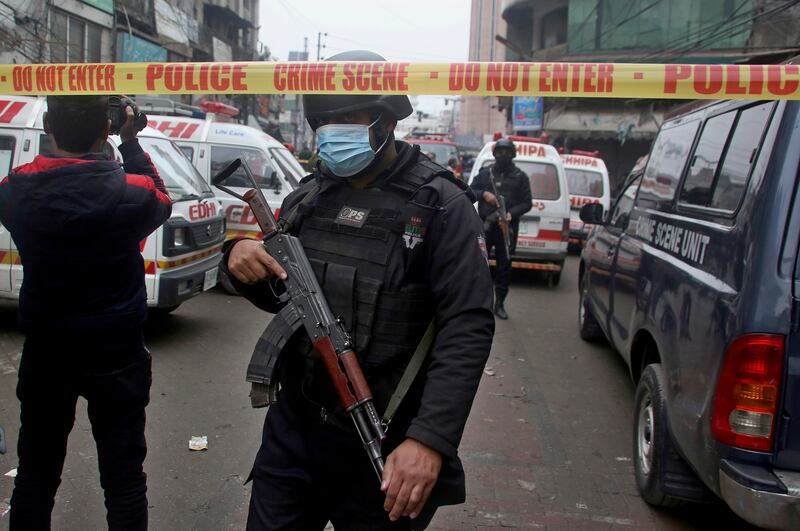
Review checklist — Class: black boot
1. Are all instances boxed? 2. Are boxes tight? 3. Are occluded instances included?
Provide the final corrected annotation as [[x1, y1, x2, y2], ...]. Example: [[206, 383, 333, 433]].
[[494, 298, 508, 320]]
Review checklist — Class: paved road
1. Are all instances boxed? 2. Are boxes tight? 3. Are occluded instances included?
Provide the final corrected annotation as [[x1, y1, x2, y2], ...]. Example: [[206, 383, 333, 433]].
[[0, 256, 759, 530]]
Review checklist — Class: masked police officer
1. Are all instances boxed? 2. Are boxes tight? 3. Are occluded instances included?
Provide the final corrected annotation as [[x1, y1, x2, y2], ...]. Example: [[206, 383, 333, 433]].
[[221, 51, 495, 530], [471, 138, 532, 320]]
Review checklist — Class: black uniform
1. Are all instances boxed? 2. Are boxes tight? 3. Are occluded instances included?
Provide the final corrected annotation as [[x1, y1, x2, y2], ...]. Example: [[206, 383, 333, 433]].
[[0, 142, 172, 531], [222, 143, 495, 530], [470, 163, 532, 301]]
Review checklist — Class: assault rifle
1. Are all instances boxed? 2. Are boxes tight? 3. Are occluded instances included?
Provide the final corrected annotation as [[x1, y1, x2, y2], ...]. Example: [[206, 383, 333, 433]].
[[213, 159, 386, 481], [489, 171, 511, 258]]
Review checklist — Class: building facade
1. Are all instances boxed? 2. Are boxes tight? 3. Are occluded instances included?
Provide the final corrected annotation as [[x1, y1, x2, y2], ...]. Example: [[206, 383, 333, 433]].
[[462, 0, 800, 185], [456, 0, 509, 150], [0, 0, 265, 125]]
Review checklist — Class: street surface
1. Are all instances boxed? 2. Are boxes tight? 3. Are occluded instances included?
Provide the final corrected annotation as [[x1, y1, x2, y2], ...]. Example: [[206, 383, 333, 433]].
[[0, 256, 758, 530]]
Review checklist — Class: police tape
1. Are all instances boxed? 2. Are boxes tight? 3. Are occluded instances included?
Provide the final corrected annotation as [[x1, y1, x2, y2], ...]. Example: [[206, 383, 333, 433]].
[[3, 61, 800, 100]]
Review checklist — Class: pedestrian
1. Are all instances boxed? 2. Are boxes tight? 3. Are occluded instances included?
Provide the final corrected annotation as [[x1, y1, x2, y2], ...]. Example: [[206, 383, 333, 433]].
[[221, 50, 495, 530], [298, 143, 313, 161], [470, 138, 532, 320], [0, 95, 172, 530]]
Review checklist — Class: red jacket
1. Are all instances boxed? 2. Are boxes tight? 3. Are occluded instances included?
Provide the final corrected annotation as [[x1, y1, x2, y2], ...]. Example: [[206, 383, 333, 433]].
[[0, 139, 171, 333]]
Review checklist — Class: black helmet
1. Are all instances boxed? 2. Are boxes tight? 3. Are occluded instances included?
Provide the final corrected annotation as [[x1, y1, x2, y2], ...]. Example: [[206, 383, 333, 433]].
[[304, 50, 413, 130], [492, 138, 516, 157]]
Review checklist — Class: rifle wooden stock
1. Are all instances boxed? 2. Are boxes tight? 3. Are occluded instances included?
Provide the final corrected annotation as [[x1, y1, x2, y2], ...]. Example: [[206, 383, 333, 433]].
[[313, 337, 358, 410]]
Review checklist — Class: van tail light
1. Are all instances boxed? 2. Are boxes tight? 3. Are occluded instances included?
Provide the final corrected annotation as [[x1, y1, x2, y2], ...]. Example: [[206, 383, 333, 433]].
[[711, 334, 784, 452], [274, 207, 281, 221], [561, 218, 570, 241]]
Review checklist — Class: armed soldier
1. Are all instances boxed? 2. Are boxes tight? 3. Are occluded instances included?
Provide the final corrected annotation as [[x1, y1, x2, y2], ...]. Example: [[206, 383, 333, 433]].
[[221, 50, 494, 530], [471, 138, 532, 320]]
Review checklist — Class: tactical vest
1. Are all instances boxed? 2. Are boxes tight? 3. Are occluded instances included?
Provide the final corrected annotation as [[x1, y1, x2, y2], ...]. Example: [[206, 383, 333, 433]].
[[276, 158, 452, 420]]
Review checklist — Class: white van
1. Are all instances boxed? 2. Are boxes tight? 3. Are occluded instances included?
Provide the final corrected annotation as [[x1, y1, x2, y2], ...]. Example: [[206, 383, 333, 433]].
[[140, 100, 305, 243], [469, 136, 570, 286], [560, 150, 611, 249], [0, 96, 225, 312]]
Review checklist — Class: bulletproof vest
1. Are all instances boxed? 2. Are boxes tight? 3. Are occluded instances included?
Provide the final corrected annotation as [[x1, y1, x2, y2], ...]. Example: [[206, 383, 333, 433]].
[[278, 159, 448, 418]]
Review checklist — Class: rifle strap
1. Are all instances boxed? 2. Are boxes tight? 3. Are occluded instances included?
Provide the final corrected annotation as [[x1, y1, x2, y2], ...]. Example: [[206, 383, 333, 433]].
[[382, 318, 436, 425], [282, 180, 323, 233]]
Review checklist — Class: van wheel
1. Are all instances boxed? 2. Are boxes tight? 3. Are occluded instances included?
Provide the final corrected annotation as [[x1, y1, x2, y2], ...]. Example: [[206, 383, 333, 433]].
[[219, 272, 240, 296], [633, 364, 687, 508], [578, 274, 603, 341], [548, 271, 561, 287]]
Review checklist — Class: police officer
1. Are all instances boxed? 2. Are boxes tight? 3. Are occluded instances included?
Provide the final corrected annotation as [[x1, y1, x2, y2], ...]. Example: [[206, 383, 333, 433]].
[[222, 50, 495, 530], [0, 96, 171, 530], [471, 138, 532, 320]]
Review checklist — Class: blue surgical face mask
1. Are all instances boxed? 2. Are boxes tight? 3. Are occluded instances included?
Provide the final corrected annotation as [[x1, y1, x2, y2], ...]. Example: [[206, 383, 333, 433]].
[[317, 117, 386, 178]]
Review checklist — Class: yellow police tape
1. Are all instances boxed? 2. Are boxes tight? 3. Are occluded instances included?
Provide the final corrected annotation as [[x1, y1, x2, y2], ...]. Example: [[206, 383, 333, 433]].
[[3, 61, 800, 100]]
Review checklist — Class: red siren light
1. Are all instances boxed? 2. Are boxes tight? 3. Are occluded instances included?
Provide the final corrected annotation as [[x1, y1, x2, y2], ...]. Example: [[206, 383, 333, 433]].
[[199, 101, 240, 117]]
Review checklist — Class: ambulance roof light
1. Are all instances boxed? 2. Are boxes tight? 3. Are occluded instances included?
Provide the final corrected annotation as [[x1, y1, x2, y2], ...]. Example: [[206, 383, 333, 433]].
[[199, 101, 239, 117], [570, 149, 602, 159]]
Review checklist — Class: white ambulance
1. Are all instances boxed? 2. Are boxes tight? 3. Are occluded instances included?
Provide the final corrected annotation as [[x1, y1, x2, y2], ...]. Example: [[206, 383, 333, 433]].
[[0, 96, 225, 313], [560, 150, 611, 249], [469, 135, 570, 286], [139, 99, 305, 244]]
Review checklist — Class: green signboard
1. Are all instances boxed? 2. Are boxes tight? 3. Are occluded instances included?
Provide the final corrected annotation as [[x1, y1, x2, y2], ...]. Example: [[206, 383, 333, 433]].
[[81, 0, 114, 15]]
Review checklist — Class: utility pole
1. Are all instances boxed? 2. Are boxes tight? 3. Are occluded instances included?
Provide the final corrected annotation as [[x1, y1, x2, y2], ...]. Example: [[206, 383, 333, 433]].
[[316, 32, 327, 61]]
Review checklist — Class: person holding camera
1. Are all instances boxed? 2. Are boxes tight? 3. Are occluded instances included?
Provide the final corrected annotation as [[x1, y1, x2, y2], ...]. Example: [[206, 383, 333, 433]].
[[0, 95, 171, 530]]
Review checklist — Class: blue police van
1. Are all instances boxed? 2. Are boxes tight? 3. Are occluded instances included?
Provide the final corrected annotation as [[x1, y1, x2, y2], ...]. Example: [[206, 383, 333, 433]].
[[578, 97, 800, 530]]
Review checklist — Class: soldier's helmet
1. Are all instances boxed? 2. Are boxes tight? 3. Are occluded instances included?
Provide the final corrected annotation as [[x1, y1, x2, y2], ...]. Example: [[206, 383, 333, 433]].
[[492, 138, 517, 158], [303, 50, 413, 130]]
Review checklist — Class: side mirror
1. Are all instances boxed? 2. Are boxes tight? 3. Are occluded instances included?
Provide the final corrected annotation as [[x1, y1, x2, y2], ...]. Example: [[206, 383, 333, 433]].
[[579, 203, 605, 225]]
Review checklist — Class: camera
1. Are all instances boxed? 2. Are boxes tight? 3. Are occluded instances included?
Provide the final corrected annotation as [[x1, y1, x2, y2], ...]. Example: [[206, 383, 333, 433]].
[[108, 96, 148, 135]]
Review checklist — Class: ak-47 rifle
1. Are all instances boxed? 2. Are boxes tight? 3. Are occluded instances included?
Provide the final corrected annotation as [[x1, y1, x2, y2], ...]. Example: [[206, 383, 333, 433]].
[[213, 159, 386, 481], [489, 170, 511, 258]]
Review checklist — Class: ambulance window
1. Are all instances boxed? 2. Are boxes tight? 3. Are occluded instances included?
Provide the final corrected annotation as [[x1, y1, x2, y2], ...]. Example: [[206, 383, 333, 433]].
[[211, 145, 278, 189], [270, 148, 305, 188], [637, 120, 700, 211], [711, 102, 774, 212], [566, 169, 604, 198], [0, 137, 14, 177], [178, 145, 194, 161], [679, 111, 736, 207], [516, 161, 560, 200]]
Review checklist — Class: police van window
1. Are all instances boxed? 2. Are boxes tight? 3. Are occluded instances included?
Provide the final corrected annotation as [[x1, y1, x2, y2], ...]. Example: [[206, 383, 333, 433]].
[[711, 102, 774, 212], [610, 174, 643, 229], [211, 145, 278, 189], [178, 145, 194, 161], [679, 111, 736, 207], [637, 120, 700, 211], [0, 137, 14, 177], [517, 161, 560, 200]]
